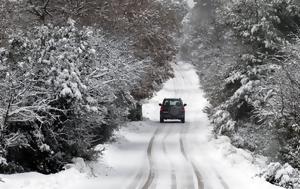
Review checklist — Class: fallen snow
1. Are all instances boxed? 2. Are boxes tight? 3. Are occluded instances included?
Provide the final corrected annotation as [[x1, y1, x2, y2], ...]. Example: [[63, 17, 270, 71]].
[[0, 62, 283, 189]]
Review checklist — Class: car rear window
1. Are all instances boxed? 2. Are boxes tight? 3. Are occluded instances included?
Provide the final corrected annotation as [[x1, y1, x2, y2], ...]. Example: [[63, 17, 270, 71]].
[[163, 99, 182, 106]]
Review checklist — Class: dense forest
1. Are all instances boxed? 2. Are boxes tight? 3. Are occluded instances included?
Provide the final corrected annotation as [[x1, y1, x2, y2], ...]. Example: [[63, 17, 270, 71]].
[[0, 0, 188, 174], [1, 0, 300, 188], [181, 0, 300, 187]]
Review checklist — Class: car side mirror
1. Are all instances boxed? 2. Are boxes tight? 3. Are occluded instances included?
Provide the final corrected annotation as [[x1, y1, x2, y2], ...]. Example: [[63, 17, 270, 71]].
[[159, 103, 162, 106], [184, 104, 187, 106]]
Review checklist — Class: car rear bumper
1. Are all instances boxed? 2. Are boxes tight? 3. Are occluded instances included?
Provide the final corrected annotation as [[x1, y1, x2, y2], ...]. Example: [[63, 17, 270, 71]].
[[160, 112, 185, 119]]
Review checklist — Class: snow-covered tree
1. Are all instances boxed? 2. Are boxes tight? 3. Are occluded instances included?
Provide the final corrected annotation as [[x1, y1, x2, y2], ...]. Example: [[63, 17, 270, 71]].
[[181, 0, 300, 179], [0, 20, 103, 173], [0, 19, 151, 173], [0, 0, 188, 173], [260, 162, 300, 188]]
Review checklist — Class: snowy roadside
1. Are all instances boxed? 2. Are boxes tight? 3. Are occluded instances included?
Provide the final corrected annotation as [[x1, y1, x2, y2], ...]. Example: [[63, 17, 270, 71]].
[[0, 120, 283, 189], [0, 121, 156, 189], [0, 62, 287, 189], [186, 125, 284, 189]]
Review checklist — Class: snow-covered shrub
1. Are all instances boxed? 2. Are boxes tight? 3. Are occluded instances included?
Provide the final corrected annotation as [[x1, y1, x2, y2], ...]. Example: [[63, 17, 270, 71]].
[[254, 37, 300, 169], [0, 21, 102, 173], [14, 0, 186, 103], [0, 14, 180, 173], [181, 0, 300, 170], [24, 0, 187, 68], [0, 20, 151, 173], [0, 0, 187, 174], [260, 162, 300, 189], [210, 109, 236, 134], [221, 0, 300, 53], [212, 0, 300, 124]]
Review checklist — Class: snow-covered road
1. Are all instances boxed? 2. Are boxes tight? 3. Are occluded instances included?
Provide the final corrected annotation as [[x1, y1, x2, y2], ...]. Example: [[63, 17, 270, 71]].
[[137, 62, 281, 189], [0, 62, 283, 189]]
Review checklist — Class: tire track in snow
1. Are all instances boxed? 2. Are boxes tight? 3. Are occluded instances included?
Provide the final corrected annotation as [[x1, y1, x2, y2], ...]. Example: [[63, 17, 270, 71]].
[[177, 62, 229, 189], [126, 164, 145, 189], [126, 126, 160, 189], [162, 126, 177, 189], [180, 126, 204, 189], [175, 63, 204, 189], [140, 126, 161, 189], [184, 125, 229, 189], [215, 171, 230, 189]]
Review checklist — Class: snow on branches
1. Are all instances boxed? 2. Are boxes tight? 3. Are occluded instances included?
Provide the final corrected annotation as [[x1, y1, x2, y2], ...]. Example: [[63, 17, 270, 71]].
[[182, 0, 300, 181], [260, 162, 300, 189], [0, 20, 150, 173]]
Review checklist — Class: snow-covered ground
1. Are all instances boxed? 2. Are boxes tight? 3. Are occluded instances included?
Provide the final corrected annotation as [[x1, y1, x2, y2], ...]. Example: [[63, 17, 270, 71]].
[[0, 62, 283, 189]]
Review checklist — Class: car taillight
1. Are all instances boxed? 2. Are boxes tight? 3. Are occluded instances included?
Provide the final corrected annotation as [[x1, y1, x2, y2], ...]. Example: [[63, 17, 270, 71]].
[[160, 106, 164, 112], [182, 107, 185, 112]]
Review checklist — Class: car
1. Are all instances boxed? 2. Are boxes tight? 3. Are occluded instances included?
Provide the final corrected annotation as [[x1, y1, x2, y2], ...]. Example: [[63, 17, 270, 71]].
[[159, 98, 187, 123]]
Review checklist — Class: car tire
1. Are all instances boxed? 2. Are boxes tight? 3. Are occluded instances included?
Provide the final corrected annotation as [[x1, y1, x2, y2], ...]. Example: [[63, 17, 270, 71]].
[[181, 118, 185, 123], [160, 118, 164, 123]]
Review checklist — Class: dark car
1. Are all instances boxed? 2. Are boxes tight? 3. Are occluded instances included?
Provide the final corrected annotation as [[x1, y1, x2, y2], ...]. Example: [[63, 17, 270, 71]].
[[159, 98, 186, 123]]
